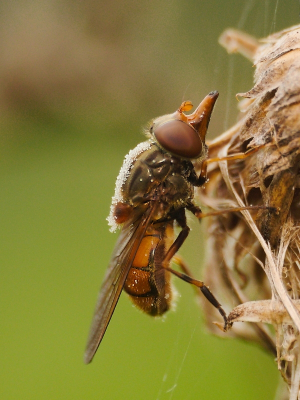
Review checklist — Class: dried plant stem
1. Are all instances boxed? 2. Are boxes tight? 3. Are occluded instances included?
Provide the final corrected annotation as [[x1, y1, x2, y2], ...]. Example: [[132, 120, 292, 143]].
[[198, 25, 300, 399]]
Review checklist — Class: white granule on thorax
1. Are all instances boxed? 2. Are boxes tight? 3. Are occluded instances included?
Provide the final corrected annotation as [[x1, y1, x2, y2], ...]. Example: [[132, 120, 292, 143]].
[[107, 140, 152, 232]]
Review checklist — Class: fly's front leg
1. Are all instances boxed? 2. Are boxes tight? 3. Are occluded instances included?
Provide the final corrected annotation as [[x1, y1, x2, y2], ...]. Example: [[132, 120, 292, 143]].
[[202, 144, 266, 183], [161, 208, 228, 329], [190, 144, 266, 186]]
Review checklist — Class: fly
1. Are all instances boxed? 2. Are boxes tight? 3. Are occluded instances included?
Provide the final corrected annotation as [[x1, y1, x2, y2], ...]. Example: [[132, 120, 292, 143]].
[[84, 91, 271, 363]]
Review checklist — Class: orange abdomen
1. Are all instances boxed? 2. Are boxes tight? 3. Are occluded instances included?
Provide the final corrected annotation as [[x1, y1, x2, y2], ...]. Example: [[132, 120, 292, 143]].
[[123, 224, 174, 316]]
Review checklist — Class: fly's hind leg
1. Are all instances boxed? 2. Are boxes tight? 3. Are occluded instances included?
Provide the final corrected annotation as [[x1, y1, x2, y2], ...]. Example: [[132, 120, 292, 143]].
[[161, 207, 228, 330], [170, 255, 227, 330]]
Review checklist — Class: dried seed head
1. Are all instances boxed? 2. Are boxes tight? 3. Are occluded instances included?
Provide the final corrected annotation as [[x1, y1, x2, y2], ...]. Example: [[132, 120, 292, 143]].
[[197, 25, 300, 393]]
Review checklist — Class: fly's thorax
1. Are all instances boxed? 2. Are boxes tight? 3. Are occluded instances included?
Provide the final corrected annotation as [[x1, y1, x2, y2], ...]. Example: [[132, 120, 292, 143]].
[[122, 143, 194, 207], [121, 144, 173, 204], [164, 169, 194, 207], [107, 140, 152, 231], [108, 141, 195, 231]]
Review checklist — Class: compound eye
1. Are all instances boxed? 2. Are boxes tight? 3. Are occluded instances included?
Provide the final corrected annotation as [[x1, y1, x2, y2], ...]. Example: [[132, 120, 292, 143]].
[[154, 120, 202, 159]]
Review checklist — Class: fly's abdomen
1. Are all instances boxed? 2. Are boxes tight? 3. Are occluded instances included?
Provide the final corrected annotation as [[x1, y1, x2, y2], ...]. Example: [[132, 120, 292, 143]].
[[123, 229, 172, 316]]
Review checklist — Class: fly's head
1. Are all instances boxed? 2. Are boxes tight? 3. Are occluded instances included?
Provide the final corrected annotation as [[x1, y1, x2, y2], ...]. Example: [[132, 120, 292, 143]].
[[148, 91, 219, 160]]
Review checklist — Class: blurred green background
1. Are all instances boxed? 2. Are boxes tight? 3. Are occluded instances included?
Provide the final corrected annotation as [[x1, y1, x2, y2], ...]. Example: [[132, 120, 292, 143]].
[[1, 1, 298, 399]]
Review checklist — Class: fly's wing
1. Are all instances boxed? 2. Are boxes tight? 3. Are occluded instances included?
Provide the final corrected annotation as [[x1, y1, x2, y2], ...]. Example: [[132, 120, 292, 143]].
[[84, 204, 157, 364]]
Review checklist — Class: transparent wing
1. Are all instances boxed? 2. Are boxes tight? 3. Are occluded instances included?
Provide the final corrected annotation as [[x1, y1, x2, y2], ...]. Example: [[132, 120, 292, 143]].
[[84, 204, 156, 364]]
